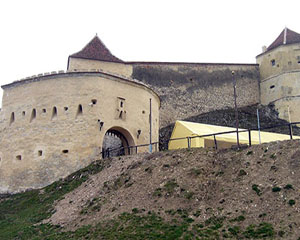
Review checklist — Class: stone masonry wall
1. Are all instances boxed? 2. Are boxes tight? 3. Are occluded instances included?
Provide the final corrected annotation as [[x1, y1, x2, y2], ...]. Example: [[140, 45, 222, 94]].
[[0, 72, 160, 193], [131, 63, 260, 127]]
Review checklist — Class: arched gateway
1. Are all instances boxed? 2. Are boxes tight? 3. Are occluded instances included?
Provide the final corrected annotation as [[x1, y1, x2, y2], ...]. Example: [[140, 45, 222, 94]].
[[102, 127, 135, 158]]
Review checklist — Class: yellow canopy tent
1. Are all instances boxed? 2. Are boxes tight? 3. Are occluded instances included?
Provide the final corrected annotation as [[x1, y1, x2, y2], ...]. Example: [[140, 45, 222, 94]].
[[168, 120, 300, 150]]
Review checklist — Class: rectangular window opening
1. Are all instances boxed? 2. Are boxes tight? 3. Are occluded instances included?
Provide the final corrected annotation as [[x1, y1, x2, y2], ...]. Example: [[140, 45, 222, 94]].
[[271, 59, 276, 66], [16, 155, 22, 160], [38, 150, 43, 156], [62, 149, 69, 154]]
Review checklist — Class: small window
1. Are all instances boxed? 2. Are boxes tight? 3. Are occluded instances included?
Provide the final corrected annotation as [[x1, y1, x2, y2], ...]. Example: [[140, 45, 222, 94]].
[[22, 111, 26, 116], [42, 109, 46, 113], [38, 150, 43, 156], [271, 59, 276, 66], [119, 111, 123, 119], [9, 112, 15, 125], [30, 109, 36, 122], [76, 104, 83, 118], [91, 99, 97, 105], [16, 155, 22, 160], [120, 101, 123, 108], [52, 106, 57, 119], [270, 85, 275, 89], [62, 150, 69, 154], [64, 107, 69, 111], [142, 110, 145, 114]]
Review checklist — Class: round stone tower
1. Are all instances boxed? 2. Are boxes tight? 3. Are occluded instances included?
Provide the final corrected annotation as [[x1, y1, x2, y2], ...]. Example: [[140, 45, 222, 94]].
[[256, 28, 300, 122]]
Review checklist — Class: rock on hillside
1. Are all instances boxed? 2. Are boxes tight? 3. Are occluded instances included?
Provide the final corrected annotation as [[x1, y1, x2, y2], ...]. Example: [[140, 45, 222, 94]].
[[39, 139, 300, 239]]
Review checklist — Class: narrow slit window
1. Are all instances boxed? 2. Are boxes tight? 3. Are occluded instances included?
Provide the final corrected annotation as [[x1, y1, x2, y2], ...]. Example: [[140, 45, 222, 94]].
[[9, 112, 15, 125], [42, 109, 46, 113], [38, 150, 43, 156], [119, 111, 123, 119], [64, 107, 68, 111], [52, 106, 57, 119], [22, 111, 26, 116], [62, 149, 69, 154], [76, 104, 83, 118], [30, 109, 36, 122], [270, 85, 275, 89]]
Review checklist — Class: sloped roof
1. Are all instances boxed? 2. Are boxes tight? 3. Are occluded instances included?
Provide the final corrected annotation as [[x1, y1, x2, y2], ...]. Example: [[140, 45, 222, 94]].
[[267, 28, 300, 51], [69, 35, 123, 62]]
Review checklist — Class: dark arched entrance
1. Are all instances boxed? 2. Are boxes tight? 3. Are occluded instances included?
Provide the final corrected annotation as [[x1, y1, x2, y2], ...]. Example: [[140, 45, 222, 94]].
[[102, 127, 135, 158]]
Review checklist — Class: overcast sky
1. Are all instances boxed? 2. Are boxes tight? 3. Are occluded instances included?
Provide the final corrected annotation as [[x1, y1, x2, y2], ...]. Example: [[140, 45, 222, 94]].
[[0, 0, 299, 97]]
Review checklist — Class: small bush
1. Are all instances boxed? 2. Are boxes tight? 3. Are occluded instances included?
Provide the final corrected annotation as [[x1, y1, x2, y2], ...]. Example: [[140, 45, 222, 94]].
[[228, 226, 241, 236], [252, 184, 262, 196], [230, 215, 245, 222], [272, 187, 281, 192], [243, 222, 274, 238], [284, 184, 294, 190], [164, 179, 179, 194], [238, 169, 247, 176], [184, 191, 194, 200], [288, 199, 296, 206]]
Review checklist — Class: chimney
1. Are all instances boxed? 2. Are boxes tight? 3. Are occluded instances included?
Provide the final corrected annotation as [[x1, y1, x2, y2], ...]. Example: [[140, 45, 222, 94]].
[[262, 46, 267, 53]]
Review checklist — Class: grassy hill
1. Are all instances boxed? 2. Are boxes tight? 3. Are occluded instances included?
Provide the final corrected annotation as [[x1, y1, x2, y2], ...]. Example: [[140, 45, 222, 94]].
[[1, 139, 300, 239]]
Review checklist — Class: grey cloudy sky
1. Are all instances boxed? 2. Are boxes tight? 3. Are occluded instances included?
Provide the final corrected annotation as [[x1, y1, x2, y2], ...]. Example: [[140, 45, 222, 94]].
[[0, 0, 299, 92]]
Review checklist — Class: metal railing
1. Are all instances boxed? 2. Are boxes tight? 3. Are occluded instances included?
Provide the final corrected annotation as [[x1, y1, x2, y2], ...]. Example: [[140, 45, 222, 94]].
[[101, 121, 300, 158]]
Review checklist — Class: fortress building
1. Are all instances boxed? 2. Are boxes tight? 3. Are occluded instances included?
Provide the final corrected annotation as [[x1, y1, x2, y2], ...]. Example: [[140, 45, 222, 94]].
[[0, 28, 300, 194], [257, 28, 300, 122]]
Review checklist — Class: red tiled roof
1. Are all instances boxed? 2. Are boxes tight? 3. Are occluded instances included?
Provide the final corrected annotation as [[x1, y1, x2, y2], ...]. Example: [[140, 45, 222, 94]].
[[70, 35, 123, 62], [267, 28, 300, 51]]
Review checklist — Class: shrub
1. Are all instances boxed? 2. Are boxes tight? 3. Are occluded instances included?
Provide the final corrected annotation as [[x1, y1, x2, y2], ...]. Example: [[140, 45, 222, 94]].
[[284, 184, 294, 190], [238, 169, 247, 176], [288, 199, 296, 206], [272, 187, 281, 192], [252, 184, 262, 196]]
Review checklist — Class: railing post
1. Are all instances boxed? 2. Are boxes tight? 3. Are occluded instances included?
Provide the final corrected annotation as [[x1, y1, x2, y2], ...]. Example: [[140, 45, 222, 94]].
[[135, 146, 138, 154], [187, 137, 191, 149], [248, 129, 252, 146], [214, 135, 218, 150], [289, 123, 293, 140]]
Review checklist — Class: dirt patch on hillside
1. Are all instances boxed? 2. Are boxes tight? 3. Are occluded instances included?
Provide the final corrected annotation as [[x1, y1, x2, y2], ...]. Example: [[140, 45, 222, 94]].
[[45, 140, 300, 238]]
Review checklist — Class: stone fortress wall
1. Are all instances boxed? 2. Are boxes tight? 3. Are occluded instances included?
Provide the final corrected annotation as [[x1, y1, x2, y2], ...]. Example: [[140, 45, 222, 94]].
[[0, 70, 160, 193], [69, 58, 260, 127]]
